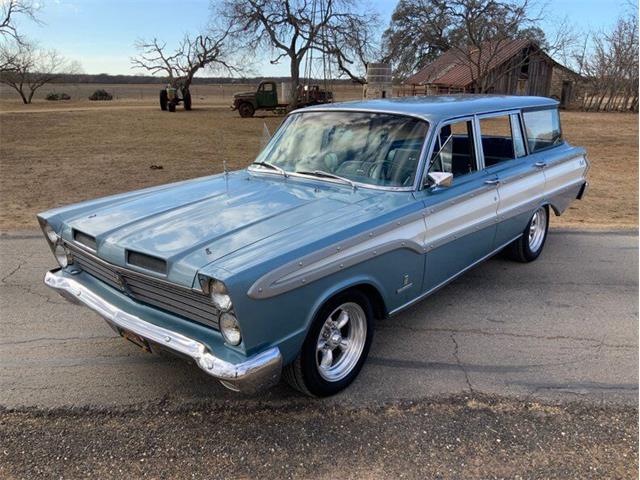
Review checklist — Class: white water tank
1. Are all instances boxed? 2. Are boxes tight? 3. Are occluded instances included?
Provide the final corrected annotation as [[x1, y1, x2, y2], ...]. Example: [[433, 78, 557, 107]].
[[281, 82, 291, 104]]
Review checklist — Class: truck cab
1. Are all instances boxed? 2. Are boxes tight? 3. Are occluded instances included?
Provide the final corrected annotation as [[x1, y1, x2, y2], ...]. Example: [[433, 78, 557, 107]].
[[255, 81, 278, 108]]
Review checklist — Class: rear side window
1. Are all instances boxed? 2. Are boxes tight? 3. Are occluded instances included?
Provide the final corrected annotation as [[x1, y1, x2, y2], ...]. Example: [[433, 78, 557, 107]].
[[523, 108, 562, 153], [478, 115, 516, 167]]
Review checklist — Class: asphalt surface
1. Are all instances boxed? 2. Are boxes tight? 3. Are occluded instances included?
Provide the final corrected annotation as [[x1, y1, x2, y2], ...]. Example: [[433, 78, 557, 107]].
[[0, 230, 637, 409], [1, 397, 636, 480]]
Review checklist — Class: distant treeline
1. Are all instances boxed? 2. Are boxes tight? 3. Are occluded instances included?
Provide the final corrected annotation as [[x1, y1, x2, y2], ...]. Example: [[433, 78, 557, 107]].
[[50, 73, 357, 85]]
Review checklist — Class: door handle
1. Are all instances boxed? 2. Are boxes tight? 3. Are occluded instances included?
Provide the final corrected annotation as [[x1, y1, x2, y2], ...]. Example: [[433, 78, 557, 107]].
[[484, 179, 500, 185], [535, 162, 547, 168]]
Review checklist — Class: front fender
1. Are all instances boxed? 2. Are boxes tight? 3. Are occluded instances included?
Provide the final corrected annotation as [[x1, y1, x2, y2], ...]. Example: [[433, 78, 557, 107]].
[[303, 275, 388, 333]]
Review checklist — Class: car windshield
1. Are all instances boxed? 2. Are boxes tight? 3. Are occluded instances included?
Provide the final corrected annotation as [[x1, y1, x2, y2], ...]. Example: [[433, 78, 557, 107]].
[[252, 111, 429, 188]]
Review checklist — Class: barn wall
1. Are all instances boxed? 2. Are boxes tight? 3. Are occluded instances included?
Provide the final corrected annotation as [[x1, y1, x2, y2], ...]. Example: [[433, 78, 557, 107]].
[[549, 66, 585, 109], [476, 50, 554, 96]]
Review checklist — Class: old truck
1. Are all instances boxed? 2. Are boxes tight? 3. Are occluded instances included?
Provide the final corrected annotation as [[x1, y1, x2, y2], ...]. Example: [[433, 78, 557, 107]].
[[231, 80, 333, 117]]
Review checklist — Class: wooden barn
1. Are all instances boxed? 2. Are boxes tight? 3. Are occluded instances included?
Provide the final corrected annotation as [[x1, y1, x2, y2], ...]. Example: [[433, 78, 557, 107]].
[[403, 39, 584, 108]]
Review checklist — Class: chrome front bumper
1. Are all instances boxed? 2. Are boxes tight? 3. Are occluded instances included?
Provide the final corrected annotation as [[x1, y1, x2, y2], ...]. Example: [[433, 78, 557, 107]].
[[44, 269, 282, 393]]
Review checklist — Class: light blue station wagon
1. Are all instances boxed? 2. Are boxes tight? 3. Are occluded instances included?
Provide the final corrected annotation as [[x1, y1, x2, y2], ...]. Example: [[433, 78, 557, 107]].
[[40, 95, 588, 396]]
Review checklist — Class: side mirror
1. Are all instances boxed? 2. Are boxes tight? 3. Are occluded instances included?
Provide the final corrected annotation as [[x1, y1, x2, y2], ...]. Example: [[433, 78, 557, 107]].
[[427, 172, 453, 188]]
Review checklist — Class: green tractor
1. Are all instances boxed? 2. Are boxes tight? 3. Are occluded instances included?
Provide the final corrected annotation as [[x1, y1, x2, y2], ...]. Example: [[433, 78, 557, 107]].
[[159, 85, 192, 112], [232, 80, 332, 117]]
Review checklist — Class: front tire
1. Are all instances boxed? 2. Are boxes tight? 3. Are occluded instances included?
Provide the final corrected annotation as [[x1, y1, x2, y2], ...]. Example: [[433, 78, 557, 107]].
[[168, 102, 176, 112], [284, 290, 374, 397], [238, 102, 255, 118], [506, 205, 549, 262]]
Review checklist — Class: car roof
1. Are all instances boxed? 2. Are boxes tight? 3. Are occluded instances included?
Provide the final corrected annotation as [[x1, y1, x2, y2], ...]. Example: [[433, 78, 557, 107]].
[[297, 95, 558, 123]]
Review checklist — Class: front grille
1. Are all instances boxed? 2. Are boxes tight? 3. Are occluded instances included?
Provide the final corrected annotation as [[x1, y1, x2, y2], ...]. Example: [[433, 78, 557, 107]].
[[66, 242, 220, 330]]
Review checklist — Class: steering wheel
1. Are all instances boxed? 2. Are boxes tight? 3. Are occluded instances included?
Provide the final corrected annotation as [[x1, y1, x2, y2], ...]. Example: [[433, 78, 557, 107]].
[[367, 160, 394, 182]]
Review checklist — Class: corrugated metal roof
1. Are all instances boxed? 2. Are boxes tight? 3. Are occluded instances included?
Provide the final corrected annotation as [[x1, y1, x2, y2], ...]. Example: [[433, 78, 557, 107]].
[[405, 38, 534, 87]]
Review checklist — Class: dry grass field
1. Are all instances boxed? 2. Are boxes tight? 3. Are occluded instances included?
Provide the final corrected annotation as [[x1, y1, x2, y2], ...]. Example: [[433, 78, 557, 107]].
[[0, 86, 637, 230], [0, 82, 365, 107]]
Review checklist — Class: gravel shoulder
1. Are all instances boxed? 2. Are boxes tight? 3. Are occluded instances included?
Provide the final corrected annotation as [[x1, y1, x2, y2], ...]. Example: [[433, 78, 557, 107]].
[[0, 395, 636, 480]]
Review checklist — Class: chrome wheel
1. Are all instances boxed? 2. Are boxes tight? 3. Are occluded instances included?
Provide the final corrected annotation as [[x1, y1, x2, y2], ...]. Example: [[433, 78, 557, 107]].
[[315, 302, 367, 382], [528, 207, 547, 253]]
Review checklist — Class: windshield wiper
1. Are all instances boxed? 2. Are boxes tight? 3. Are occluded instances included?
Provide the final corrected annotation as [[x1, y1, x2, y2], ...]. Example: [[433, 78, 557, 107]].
[[250, 161, 288, 177], [296, 170, 357, 189]]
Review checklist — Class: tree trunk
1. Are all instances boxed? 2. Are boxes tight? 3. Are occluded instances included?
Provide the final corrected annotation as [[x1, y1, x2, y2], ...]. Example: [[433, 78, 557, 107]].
[[18, 88, 28, 104], [289, 55, 300, 109], [27, 88, 35, 104]]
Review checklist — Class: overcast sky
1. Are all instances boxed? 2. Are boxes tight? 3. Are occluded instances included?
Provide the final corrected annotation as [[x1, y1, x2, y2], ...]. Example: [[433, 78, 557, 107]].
[[13, 0, 634, 76]]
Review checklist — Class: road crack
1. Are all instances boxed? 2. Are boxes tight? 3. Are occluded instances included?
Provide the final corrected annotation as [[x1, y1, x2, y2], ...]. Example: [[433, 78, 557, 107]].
[[0, 258, 26, 284], [450, 333, 474, 393], [378, 324, 636, 349]]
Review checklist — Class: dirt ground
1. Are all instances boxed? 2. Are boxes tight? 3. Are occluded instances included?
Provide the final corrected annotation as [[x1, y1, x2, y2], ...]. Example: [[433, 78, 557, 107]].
[[0, 92, 637, 230], [0, 396, 637, 480]]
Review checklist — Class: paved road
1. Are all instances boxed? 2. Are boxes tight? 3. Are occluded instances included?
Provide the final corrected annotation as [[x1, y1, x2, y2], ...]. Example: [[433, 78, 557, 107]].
[[0, 230, 637, 409]]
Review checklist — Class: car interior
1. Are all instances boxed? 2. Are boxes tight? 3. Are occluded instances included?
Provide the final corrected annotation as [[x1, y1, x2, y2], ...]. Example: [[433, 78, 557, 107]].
[[429, 115, 522, 180], [429, 121, 478, 177]]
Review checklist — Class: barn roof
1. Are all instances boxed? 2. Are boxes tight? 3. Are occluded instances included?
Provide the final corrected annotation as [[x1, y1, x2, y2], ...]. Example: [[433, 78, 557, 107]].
[[405, 38, 536, 87]]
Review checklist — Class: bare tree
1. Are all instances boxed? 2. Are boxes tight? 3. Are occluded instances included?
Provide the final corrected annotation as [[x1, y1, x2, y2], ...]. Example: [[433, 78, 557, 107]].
[[0, 41, 80, 103], [580, 13, 639, 112], [131, 30, 237, 91], [0, 0, 41, 44], [217, 0, 378, 107]]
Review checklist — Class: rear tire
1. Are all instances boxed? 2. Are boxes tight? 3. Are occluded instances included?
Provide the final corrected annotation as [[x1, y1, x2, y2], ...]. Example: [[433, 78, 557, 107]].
[[183, 90, 192, 110], [159, 90, 168, 111], [506, 205, 549, 262], [284, 290, 374, 397], [238, 102, 255, 118]]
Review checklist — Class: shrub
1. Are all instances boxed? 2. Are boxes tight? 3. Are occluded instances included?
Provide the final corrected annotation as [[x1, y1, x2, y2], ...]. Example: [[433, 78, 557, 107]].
[[88, 89, 113, 101], [45, 92, 71, 101]]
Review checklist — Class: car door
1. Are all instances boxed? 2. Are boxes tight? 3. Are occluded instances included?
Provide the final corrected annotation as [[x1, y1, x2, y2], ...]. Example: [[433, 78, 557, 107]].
[[477, 111, 546, 248], [419, 117, 500, 293]]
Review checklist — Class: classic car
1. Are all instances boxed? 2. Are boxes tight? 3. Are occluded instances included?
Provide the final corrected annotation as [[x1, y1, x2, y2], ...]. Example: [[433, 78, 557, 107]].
[[39, 95, 588, 397]]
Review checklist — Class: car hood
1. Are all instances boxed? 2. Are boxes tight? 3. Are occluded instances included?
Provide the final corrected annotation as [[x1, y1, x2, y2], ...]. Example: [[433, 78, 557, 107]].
[[50, 171, 410, 288], [233, 91, 254, 98]]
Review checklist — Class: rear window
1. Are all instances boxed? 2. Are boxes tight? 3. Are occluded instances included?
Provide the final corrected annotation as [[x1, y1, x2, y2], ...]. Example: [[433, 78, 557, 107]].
[[523, 108, 562, 153]]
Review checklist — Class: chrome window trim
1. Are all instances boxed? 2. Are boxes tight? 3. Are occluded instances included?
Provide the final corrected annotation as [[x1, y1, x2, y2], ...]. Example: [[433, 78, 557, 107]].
[[248, 109, 432, 192], [419, 115, 480, 189], [514, 110, 530, 156]]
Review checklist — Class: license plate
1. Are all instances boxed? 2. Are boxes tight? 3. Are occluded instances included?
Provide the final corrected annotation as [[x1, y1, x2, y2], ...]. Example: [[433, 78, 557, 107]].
[[120, 328, 151, 353]]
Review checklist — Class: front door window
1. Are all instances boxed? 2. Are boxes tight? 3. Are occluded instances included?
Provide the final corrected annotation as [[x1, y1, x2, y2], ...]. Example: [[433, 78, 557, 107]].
[[428, 119, 477, 178]]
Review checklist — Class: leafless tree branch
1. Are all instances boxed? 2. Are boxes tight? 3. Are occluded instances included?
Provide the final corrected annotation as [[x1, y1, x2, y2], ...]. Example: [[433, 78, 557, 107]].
[[0, 41, 81, 103], [217, 0, 379, 107], [0, 0, 41, 45], [131, 28, 239, 90]]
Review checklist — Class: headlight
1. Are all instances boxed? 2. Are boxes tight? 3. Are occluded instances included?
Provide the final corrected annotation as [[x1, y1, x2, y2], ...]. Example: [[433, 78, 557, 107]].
[[43, 223, 59, 244], [220, 312, 242, 345], [54, 244, 72, 268], [210, 279, 232, 312]]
